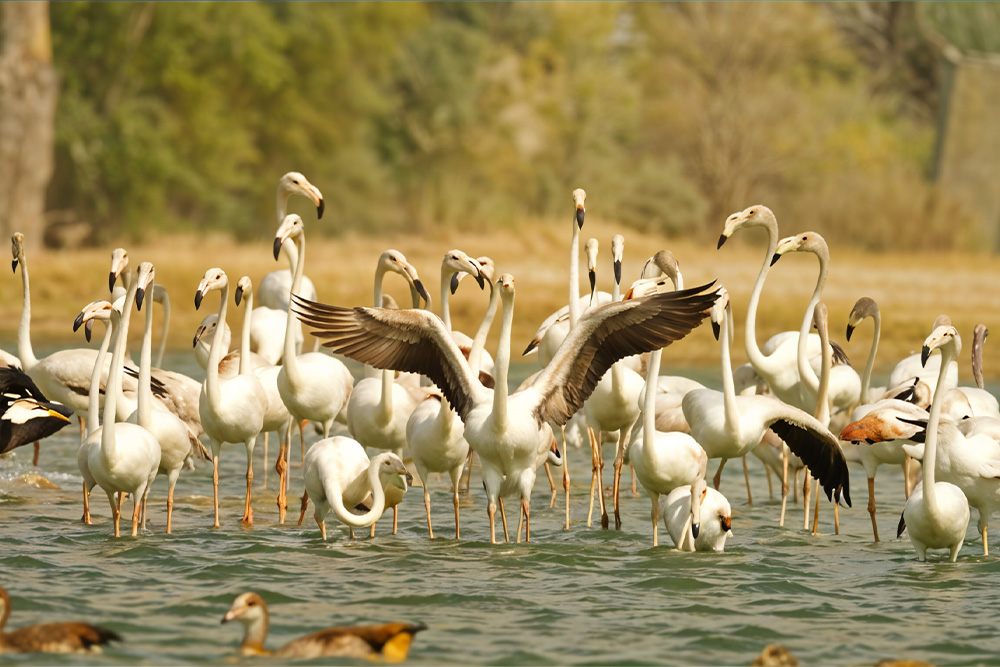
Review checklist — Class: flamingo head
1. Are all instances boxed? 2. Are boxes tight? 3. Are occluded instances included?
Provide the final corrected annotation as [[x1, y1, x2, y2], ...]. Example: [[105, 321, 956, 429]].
[[135, 262, 155, 311], [195, 268, 228, 310], [922, 325, 961, 367], [771, 231, 827, 267], [279, 172, 324, 219], [74, 300, 113, 343], [846, 297, 878, 342], [718, 204, 774, 249], [442, 249, 484, 291], [10, 232, 24, 272], [379, 249, 430, 306], [109, 247, 129, 292], [235, 276, 252, 307], [572, 188, 586, 228], [273, 214, 304, 261]]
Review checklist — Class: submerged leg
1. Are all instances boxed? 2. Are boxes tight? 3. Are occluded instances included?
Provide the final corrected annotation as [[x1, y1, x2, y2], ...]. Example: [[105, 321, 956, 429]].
[[82, 482, 93, 525], [587, 427, 599, 527], [561, 425, 571, 531], [212, 452, 221, 529], [424, 489, 435, 539]]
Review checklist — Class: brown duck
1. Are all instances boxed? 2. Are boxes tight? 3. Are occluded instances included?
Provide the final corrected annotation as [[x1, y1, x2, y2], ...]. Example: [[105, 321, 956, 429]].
[[222, 592, 426, 662], [0, 587, 120, 654]]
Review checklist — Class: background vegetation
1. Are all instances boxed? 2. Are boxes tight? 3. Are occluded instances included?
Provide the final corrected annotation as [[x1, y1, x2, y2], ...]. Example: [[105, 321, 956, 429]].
[[42, 2, 999, 249]]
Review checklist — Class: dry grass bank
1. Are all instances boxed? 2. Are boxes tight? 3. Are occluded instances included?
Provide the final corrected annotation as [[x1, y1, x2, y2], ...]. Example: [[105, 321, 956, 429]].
[[4, 220, 1000, 380]]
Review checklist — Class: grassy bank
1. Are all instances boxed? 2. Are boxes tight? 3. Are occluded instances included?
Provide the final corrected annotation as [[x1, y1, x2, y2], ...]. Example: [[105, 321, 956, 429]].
[[4, 220, 999, 380]]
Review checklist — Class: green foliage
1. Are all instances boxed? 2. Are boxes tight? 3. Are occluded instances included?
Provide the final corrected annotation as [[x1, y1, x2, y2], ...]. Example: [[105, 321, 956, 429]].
[[45, 1, 981, 248]]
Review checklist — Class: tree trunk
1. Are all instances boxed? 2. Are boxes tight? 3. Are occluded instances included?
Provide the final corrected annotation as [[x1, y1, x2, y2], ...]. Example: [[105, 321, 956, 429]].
[[0, 2, 57, 249]]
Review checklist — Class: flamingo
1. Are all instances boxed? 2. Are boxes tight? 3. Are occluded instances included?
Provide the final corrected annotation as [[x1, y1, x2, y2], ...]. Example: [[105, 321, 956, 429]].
[[222, 592, 425, 661], [294, 275, 719, 543], [124, 263, 196, 533], [406, 252, 486, 539], [11, 232, 98, 450], [0, 587, 120, 654], [682, 288, 852, 516], [257, 171, 323, 311], [0, 367, 72, 455], [273, 214, 354, 522], [661, 478, 733, 552], [897, 325, 971, 562], [195, 269, 267, 527], [87, 273, 160, 538], [840, 296, 928, 541], [73, 300, 115, 525], [584, 235, 645, 530], [299, 436, 411, 540]]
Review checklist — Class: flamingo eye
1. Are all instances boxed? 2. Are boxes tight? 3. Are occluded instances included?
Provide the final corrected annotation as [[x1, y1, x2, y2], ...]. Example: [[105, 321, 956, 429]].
[[802, 236, 807, 241]]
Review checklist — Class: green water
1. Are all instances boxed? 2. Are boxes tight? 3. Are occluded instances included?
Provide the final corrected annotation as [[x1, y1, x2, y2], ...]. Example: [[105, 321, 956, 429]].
[[0, 357, 997, 666]]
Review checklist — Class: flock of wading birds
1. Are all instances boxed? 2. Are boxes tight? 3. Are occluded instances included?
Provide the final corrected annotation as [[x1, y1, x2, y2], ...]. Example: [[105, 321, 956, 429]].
[[1, 174, 997, 655]]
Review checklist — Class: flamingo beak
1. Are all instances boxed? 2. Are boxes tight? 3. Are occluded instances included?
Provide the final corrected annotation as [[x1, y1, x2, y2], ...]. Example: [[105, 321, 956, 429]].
[[194, 287, 206, 310], [770, 253, 781, 267], [11, 259, 17, 272], [614, 260, 621, 286], [691, 522, 700, 539], [712, 321, 721, 341], [235, 284, 244, 307], [846, 324, 855, 342], [717, 234, 728, 249], [576, 206, 585, 228], [920, 345, 931, 367], [588, 269, 596, 295], [450, 272, 461, 295], [135, 287, 146, 311], [73, 311, 85, 333], [413, 279, 429, 304], [272, 236, 284, 261], [108, 271, 117, 292], [84, 319, 94, 343], [316, 197, 325, 220]]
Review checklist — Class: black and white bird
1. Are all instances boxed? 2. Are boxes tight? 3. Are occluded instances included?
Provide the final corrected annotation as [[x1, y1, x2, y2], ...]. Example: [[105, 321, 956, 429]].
[[0, 367, 73, 455]]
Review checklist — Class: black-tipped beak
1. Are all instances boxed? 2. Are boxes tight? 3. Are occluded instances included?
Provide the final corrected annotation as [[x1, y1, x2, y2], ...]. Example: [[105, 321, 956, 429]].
[[414, 279, 430, 303], [11, 259, 17, 273], [73, 311, 85, 333], [273, 236, 283, 261], [192, 334, 199, 348], [450, 273, 461, 295], [194, 290, 204, 310], [474, 270, 485, 290], [717, 234, 727, 250], [712, 321, 721, 341], [614, 260, 621, 286], [109, 271, 117, 292], [588, 269, 596, 294], [846, 324, 855, 342], [920, 345, 931, 367], [770, 253, 781, 267], [235, 284, 244, 306], [576, 207, 585, 228], [691, 522, 700, 539], [317, 199, 325, 219], [135, 287, 146, 311], [84, 319, 94, 343]]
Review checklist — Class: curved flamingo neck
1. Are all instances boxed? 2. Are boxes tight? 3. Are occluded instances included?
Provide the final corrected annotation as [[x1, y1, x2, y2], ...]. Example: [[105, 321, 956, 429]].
[[491, 290, 514, 433], [923, 342, 957, 516], [206, 283, 230, 410], [860, 310, 881, 405], [744, 220, 780, 376], [102, 277, 138, 462], [16, 253, 37, 370], [88, 322, 113, 435], [327, 462, 388, 527], [641, 348, 662, 462], [468, 280, 497, 373], [137, 287, 155, 428], [568, 221, 581, 327], [797, 248, 830, 394], [239, 289, 253, 376], [282, 232, 306, 383], [154, 286, 170, 370], [440, 266, 453, 330], [719, 307, 741, 439]]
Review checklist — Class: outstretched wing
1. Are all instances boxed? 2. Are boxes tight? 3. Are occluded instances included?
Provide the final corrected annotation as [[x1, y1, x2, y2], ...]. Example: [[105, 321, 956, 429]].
[[530, 281, 718, 427], [293, 295, 488, 421], [767, 405, 852, 506]]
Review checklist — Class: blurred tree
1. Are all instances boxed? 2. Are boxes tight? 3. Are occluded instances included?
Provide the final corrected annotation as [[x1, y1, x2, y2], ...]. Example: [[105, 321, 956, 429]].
[[0, 1, 57, 249]]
